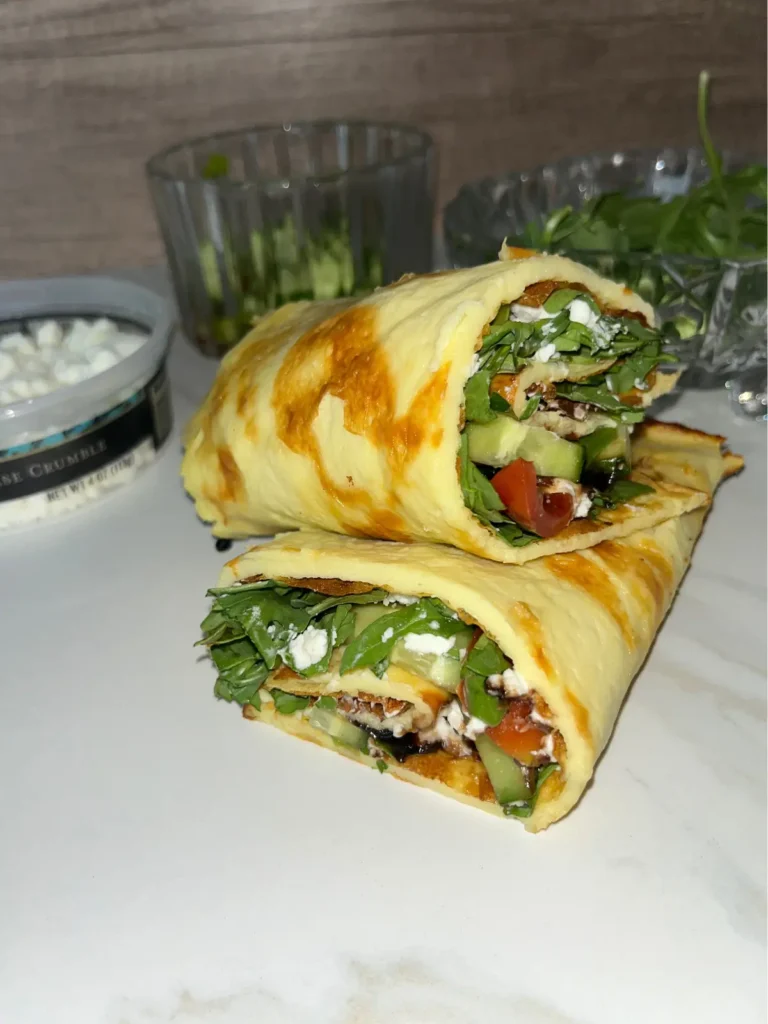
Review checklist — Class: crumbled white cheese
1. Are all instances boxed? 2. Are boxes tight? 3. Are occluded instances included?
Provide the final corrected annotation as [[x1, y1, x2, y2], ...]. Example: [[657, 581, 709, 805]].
[[567, 298, 600, 329], [401, 633, 454, 656], [573, 493, 593, 518], [381, 627, 394, 643], [532, 731, 555, 761], [533, 342, 557, 363], [509, 303, 555, 324], [382, 594, 419, 606], [464, 716, 487, 740], [469, 353, 482, 375], [530, 708, 552, 727], [592, 318, 622, 348], [487, 667, 529, 697], [0, 318, 147, 406], [287, 625, 328, 671], [445, 700, 466, 734], [419, 699, 482, 755]]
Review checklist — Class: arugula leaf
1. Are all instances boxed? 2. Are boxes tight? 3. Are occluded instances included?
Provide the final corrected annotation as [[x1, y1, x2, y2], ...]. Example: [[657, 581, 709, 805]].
[[339, 598, 464, 675], [270, 689, 311, 715], [197, 607, 246, 647], [489, 391, 511, 413], [316, 695, 337, 710], [463, 674, 506, 725], [463, 634, 509, 683], [302, 589, 388, 618], [495, 522, 540, 547], [543, 288, 588, 313], [462, 635, 509, 724], [555, 381, 646, 423], [459, 434, 506, 521], [517, 394, 541, 421], [598, 479, 655, 507], [210, 639, 268, 705], [464, 369, 496, 423]]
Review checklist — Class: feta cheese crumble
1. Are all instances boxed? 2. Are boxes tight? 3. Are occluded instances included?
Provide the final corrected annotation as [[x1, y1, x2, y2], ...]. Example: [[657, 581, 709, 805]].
[[401, 633, 455, 656], [567, 298, 600, 329], [287, 626, 329, 670], [0, 318, 147, 406], [382, 594, 419, 606], [533, 342, 557, 363], [509, 303, 556, 324], [573, 492, 593, 518], [487, 667, 529, 697]]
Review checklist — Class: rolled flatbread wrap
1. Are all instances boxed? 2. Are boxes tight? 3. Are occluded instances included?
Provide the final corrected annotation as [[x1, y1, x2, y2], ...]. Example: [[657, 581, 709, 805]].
[[182, 256, 700, 563], [199, 422, 742, 831]]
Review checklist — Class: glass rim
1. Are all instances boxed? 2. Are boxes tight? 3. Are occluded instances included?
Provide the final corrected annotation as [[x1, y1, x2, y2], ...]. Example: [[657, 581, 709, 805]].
[[444, 144, 765, 269], [146, 119, 435, 190]]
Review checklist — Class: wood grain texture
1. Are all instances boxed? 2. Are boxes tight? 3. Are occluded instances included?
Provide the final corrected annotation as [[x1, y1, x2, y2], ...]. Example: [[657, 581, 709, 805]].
[[0, 0, 765, 277]]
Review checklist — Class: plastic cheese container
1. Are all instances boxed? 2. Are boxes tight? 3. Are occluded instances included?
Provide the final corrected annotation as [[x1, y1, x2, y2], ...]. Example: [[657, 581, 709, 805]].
[[0, 276, 175, 528]]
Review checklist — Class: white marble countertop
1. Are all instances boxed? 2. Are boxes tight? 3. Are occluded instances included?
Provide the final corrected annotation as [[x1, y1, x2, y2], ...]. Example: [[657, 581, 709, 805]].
[[1, 270, 765, 1024]]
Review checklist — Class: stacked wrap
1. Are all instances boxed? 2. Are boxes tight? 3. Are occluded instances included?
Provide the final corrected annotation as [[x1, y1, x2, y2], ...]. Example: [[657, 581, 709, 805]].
[[187, 257, 743, 830]]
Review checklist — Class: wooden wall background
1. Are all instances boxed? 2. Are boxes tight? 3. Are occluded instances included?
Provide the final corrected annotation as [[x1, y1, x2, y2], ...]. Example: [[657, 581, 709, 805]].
[[1, 0, 765, 278]]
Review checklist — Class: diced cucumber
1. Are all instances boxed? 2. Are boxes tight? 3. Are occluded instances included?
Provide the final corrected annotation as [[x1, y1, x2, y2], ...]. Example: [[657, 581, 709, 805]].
[[598, 425, 630, 462], [352, 604, 390, 636], [467, 418, 584, 481], [475, 734, 533, 805], [520, 428, 584, 481], [308, 706, 369, 752], [389, 628, 473, 692], [467, 417, 529, 465]]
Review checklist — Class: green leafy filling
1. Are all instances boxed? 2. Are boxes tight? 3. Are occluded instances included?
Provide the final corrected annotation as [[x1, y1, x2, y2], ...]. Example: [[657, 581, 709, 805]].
[[508, 73, 766, 339], [458, 434, 539, 548], [200, 581, 557, 820], [458, 286, 671, 542]]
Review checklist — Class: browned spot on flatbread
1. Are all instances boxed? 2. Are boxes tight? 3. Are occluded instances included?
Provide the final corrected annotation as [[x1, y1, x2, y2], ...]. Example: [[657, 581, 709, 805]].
[[402, 750, 496, 804], [363, 508, 411, 541], [387, 363, 450, 478], [454, 528, 496, 558], [431, 428, 444, 448], [275, 577, 377, 596], [593, 540, 672, 618], [512, 602, 554, 678], [216, 447, 244, 504], [547, 552, 635, 648], [504, 246, 537, 260], [235, 367, 252, 417], [271, 304, 447, 533], [564, 690, 592, 745]]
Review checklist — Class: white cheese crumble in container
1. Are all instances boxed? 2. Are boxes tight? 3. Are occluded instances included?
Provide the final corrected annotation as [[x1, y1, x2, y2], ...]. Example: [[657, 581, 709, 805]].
[[0, 277, 174, 529]]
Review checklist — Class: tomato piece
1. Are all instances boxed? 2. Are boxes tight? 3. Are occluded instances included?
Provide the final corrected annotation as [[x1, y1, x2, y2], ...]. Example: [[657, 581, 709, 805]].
[[485, 702, 549, 766], [490, 458, 574, 538]]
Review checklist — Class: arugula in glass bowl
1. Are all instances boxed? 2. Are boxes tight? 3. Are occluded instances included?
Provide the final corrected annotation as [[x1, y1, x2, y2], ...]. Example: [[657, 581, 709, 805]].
[[444, 73, 767, 387]]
